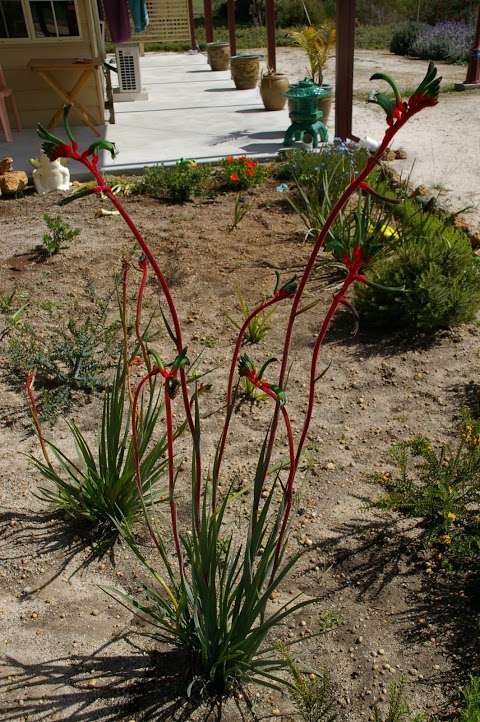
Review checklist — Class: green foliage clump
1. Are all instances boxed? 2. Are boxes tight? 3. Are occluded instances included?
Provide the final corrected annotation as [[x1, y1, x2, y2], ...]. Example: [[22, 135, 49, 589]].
[[278, 145, 369, 241], [458, 677, 480, 722], [373, 413, 480, 573], [32, 362, 169, 552], [355, 201, 480, 333], [6, 311, 117, 420], [372, 678, 427, 722], [225, 291, 275, 344], [282, 647, 337, 722], [116, 473, 312, 697], [41, 213, 80, 257], [390, 21, 427, 56], [141, 159, 211, 202]]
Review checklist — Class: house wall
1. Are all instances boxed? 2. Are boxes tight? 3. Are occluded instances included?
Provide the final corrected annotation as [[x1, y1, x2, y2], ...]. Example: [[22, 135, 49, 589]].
[[0, 0, 105, 128]]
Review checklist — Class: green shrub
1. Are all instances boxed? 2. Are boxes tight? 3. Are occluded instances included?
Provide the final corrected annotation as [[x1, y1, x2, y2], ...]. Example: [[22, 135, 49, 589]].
[[141, 159, 210, 202], [355, 206, 480, 333], [373, 415, 480, 573], [41, 213, 80, 257], [390, 21, 427, 56], [31, 362, 170, 552], [355, 23, 395, 50]]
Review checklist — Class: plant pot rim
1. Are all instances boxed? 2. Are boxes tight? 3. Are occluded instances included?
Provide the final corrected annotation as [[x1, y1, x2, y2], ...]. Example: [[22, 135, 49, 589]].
[[262, 72, 288, 78], [206, 41, 230, 48], [231, 53, 264, 61]]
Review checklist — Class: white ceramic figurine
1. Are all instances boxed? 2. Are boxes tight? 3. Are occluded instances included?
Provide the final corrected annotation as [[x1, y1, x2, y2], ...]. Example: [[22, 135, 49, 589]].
[[30, 153, 71, 194]]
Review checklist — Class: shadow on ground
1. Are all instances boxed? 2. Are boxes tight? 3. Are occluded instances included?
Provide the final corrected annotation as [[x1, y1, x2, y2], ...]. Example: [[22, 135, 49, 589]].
[[0, 643, 205, 721], [320, 509, 480, 687]]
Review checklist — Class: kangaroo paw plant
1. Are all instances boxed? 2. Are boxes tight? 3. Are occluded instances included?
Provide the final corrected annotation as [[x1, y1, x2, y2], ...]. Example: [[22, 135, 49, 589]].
[[29, 74, 441, 699]]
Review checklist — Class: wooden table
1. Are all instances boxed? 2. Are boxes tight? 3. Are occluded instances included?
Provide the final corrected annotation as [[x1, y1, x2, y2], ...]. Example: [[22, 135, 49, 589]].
[[28, 57, 103, 135]]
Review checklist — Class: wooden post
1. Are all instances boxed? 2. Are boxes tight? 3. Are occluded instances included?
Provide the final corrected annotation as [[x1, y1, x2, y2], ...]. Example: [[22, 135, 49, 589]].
[[187, 0, 197, 50], [204, 0, 214, 44], [335, 0, 356, 140], [456, 5, 480, 88], [227, 0, 236, 57], [265, 0, 276, 72]]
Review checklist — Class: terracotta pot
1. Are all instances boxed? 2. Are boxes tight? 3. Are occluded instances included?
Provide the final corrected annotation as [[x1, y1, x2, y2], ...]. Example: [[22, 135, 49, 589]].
[[259, 72, 289, 111], [206, 42, 230, 71], [231, 54, 262, 90], [317, 83, 333, 124]]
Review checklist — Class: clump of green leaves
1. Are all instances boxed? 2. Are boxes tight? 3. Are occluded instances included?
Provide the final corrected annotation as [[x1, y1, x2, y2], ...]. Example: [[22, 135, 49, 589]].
[[31, 361, 169, 552], [355, 199, 480, 334], [41, 213, 80, 257], [6, 310, 117, 420], [141, 159, 211, 202], [372, 678, 427, 722], [225, 291, 275, 344], [280, 644, 337, 722], [458, 677, 480, 722], [228, 194, 251, 232], [373, 412, 480, 573]]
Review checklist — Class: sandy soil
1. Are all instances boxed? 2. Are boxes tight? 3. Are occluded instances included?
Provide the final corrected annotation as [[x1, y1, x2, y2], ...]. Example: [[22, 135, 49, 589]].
[[0, 180, 479, 721]]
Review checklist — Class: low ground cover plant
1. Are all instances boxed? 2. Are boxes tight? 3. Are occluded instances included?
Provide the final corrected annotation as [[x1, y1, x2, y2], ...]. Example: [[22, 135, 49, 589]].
[[8, 303, 117, 420], [31, 66, 441, 702], [40, 213, 80, 257], [373, 411, 480, 575], [141, 159, 211, 202]]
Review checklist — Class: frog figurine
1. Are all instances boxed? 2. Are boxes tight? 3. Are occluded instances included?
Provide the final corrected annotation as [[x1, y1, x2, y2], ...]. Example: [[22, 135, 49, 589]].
[[30, 153, 71, 194]]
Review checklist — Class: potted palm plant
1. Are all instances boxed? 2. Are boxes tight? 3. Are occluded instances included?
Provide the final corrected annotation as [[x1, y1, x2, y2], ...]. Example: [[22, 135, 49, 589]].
[[289, 22, 336, 124]]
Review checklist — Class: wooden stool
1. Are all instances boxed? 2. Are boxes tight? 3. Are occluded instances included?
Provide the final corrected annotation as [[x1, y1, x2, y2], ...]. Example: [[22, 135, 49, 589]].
[[0, 65, 21, 143]]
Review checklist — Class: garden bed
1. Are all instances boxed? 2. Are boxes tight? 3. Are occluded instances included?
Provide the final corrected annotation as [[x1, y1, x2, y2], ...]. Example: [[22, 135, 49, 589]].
[[0, 175, 479, 720]]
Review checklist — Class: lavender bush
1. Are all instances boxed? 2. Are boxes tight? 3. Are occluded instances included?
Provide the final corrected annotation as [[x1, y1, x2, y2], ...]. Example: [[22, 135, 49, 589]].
[[412, 21, 473, 64]]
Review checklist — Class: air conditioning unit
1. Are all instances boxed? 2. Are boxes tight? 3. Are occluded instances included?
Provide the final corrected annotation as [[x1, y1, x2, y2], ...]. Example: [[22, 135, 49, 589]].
[[113, 43, 148, 102]]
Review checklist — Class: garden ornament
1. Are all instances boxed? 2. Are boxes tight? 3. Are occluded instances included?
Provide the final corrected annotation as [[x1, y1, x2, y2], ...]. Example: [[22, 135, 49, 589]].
[[282, 78, 328, 148], [30, 152, 71, 194]]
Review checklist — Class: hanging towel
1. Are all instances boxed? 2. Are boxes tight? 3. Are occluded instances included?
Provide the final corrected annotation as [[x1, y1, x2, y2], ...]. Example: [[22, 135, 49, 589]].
[[102, 0, 131, 43], [128, 0, 149, 33]]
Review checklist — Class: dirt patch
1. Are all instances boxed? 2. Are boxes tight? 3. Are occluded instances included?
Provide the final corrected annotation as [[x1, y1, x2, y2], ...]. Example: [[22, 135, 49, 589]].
[[0, 182, 478, 720]]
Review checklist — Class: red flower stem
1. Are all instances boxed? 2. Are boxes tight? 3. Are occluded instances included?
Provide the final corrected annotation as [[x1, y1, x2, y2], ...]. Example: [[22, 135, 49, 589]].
[[80, 160, 202, 531], [135, 259, 152, 374], [263, 121, 405, 489], [131, 367, 173, 558], [164, 388, 185, 579], [295, 262, 362, 467], [25, 371, 52, 468], [121, 261, 135, 408], [212, 294, 289, 507]]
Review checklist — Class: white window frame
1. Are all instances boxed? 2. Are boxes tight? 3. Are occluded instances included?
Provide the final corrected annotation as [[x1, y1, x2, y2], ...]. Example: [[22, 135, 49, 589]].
[[0, 0, 83, 42]]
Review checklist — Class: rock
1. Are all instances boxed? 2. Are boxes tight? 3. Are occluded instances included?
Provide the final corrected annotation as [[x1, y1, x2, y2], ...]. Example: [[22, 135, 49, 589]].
[[0, 157, 28, 195]]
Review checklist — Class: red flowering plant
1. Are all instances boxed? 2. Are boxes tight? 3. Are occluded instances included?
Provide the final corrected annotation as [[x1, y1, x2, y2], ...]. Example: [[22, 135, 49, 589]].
[[27, 67, 440, 703], [221, 154, 267, 190]]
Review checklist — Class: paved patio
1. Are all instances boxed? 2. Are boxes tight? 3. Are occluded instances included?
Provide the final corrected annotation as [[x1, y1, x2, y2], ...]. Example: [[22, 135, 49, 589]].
[[2, 51, 313, 177]]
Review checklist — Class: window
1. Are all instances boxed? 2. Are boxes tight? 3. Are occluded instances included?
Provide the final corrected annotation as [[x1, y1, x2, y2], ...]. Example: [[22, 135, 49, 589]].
[[0, 0, 80, 39], [0, 0, 28, 37], [29, 0, 79, 37]]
